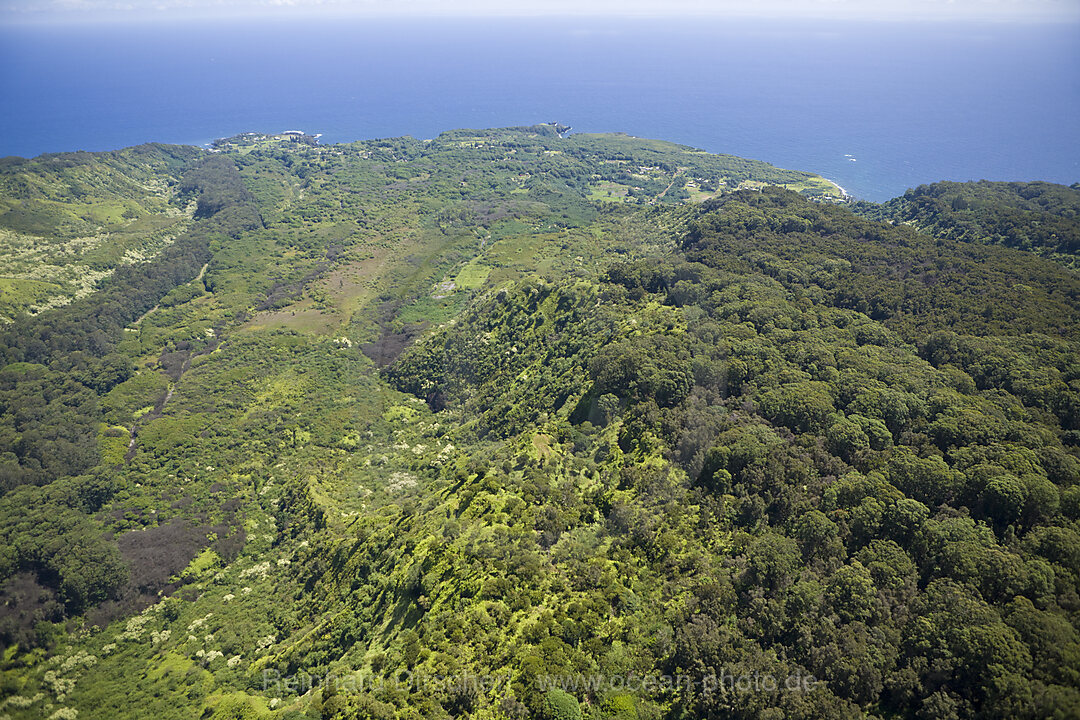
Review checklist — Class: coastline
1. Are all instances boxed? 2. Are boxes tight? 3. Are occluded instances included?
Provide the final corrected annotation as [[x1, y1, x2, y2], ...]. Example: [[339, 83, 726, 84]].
[[824, 177, 851, 199]]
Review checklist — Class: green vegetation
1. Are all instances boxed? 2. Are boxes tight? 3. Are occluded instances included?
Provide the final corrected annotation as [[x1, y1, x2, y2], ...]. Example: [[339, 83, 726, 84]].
[[855, 180, 1080, 267], [0, 144, 200, 319], [0, 127, 1077, 720]]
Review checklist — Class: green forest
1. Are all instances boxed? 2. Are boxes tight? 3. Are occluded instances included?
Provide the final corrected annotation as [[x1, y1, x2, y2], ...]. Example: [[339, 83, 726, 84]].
[[0, 126, 1077, 720]]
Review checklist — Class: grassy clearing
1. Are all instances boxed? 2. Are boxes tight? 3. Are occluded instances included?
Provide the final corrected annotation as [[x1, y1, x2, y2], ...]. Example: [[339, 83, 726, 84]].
[[242, 303, 341, 335], [587, 181, 633, 203], [685, 185, 721, 203], [782, 176, 846, 198], [453, 259, 492, 289], [394, 292, 471, 328]]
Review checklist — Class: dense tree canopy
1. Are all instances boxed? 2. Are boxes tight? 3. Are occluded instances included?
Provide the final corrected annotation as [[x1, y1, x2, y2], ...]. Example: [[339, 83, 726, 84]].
[[0, 128, 1077, 720], [855, 180, 1080, 267]]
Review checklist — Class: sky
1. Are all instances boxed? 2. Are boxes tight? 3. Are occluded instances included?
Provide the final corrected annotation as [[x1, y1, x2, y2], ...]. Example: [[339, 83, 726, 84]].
[[1, 0, 1078, 24]]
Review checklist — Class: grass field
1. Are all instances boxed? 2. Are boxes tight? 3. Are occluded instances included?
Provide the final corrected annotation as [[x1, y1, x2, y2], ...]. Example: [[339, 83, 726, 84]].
[[587, 181, 634, 203], [452, 258, 492, 289]]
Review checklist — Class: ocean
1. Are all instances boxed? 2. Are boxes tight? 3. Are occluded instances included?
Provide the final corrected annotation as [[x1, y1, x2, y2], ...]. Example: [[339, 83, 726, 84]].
[[0, 17, 1077, 201]]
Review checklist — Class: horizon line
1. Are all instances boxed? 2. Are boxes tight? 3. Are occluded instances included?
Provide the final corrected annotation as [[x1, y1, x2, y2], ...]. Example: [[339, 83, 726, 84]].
[[3, 10, 1080, 28]]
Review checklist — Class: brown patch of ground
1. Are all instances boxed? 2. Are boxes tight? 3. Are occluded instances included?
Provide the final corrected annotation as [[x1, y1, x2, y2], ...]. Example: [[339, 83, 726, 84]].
[[242, 303, 342, 334], [239, 245, 397, 335]]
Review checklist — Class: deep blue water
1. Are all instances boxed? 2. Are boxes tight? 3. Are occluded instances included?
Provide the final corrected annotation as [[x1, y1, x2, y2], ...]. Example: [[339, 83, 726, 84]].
[[1, 18, 1077, 201]]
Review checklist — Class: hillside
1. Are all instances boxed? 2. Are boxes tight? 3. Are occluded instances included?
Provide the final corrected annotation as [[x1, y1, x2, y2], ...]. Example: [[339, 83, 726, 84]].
[[0, 128, 1078, 720], [854, 180, 1080, 268], [0, 144, 202, 320]]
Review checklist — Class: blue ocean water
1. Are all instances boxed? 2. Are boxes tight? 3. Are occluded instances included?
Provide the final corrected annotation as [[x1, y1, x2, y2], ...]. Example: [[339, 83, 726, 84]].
[[0, 18, 1077, 201]]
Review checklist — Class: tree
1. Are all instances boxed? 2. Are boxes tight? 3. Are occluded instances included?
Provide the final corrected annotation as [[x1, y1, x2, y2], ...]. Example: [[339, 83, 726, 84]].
[[542, 689, 582, 720]]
